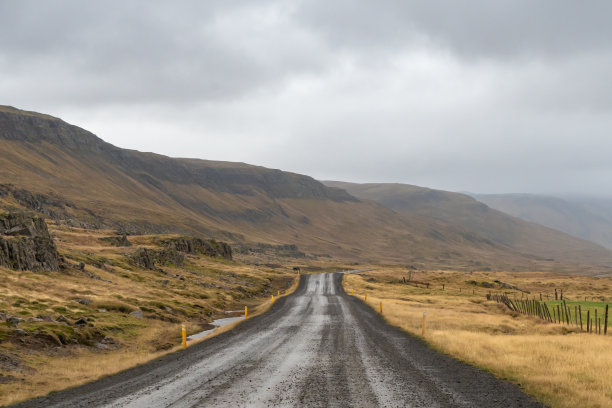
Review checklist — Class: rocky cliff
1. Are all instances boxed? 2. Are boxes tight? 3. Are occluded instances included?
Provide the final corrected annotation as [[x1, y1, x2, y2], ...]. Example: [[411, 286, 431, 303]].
[[160, 237, 232, 260], [0, 212, 60, 271]]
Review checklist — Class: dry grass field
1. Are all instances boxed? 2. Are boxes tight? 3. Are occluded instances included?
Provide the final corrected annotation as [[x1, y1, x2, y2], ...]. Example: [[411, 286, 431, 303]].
[[343, 268, 612, 408], [0, 224, 298, 406]]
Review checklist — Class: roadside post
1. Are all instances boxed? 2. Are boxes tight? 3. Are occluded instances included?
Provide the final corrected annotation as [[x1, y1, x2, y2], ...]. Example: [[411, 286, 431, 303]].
[[422, 312, 427, 337], [181, 324, 187, 348], [245, 306, 248, 319], [365, 294, 367, 301], [380, 301, 383, 314]]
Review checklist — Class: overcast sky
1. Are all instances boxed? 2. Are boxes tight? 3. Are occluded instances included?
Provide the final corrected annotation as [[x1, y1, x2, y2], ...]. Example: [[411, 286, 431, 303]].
[[1, 1, 612, 196]]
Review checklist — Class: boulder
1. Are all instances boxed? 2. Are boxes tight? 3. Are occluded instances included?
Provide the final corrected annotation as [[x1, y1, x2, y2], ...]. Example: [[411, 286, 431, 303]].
[[130, 310, 144, 319], [6, 316, 21, 326], [55, 315, 71, 324]]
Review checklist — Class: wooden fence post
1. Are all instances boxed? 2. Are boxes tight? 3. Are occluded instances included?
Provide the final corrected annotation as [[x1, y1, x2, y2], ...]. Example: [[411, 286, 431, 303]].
[[587, 310, 590, 333], [575, 306, 578, 326], [579, 305, 583, 331], [605, 304, 609, 335], [598, 318, 601, 335]]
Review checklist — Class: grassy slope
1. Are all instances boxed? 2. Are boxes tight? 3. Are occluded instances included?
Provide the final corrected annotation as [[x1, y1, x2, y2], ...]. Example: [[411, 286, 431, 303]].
[[0, 222, 298, 406], [343, 269, 612, 408], [0, 105, 590, 271], [324, 181, 612, 270]]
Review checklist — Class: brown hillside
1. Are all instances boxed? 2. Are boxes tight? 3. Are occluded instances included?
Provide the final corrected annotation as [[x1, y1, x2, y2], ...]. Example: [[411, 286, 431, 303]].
[[323, 181, 612, 270], [2, 106, 612, 271]]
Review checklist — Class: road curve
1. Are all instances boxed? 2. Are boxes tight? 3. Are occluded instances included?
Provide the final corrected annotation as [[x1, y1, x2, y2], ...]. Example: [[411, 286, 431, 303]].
[[12, 273, 545, 407]]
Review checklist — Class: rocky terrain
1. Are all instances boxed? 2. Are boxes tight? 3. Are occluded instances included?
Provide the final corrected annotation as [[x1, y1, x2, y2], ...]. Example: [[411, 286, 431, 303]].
[[0, 212, 60, 271]]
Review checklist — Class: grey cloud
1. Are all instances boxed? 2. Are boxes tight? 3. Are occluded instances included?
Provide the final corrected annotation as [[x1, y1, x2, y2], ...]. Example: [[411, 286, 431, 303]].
[[0, 0, 331, 105], [1, 1, 612, 197], [296, 1, 612, 59]]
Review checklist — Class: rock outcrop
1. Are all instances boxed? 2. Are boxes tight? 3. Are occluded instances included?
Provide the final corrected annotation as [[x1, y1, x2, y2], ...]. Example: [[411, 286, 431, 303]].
[[0, 213, 59, 271], [160, 237, 232, 260], [130, 248, 185, 270], [130, 237, 232, 270]]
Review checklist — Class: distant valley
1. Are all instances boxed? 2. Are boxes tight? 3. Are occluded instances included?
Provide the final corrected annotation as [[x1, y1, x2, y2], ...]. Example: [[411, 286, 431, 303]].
[[473, 193, 612, 250]]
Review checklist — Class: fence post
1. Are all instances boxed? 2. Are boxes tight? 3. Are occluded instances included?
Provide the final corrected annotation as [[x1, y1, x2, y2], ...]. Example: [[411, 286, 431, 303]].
[[182, 324, 187, 348], [587, 310, 590, 333], [605, 304, 609, 335], [598, 318, 601, 335], [575, 306, 578, 326], [579, 305, 583, 331]]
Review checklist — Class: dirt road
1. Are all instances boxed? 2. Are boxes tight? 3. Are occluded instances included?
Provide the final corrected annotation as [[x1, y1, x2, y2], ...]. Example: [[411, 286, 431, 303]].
[[13, 273, 545, 407]]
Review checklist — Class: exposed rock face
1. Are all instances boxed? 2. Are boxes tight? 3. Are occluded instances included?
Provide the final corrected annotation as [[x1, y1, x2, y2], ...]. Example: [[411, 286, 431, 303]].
[[161, 237, 232, 260], [0, 212, 51, 237], [130, 237, 232, 270], [130, 248, 185, 270], [0, 184, 72, 221], [0, 213, 59, 271]]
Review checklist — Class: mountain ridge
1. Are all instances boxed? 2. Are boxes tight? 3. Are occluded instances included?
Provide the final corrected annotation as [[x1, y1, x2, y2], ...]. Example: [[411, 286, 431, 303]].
[[322, 181, 612, 269], [474, 193, 612, 250], [2, 105, 612, 272]]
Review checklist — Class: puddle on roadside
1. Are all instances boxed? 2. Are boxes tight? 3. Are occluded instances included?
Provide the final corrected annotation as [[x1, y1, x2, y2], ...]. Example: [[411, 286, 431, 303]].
[[187, 316, 244, 340]]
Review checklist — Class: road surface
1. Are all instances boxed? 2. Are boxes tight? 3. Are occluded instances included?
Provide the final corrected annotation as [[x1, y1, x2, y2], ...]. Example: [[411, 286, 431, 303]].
[[13, 273, 545, 407]]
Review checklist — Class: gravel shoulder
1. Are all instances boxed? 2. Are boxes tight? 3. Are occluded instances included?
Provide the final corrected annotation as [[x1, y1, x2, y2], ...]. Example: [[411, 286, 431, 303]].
[[10, 273, 546, 408]]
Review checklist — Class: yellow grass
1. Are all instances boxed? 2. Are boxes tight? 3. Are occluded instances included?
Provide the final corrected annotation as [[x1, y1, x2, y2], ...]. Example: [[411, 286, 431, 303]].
[[344, 269, 612, 408], [0, 226, 298, 406]]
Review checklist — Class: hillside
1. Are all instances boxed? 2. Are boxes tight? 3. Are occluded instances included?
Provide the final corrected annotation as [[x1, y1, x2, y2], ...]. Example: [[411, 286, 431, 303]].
[[474, 194, 612, 250], [2, 105, 612, 271], [322, 181, 612, 270]]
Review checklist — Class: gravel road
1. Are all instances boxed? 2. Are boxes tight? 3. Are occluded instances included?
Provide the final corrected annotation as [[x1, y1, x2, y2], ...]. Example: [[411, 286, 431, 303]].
[[12, 273, 546, 407]]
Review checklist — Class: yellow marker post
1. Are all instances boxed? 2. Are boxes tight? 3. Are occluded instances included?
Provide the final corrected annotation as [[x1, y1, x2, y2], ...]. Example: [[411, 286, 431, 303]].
[[271, 295, 274, 302], [365, 294, 367, 301], [181, 324, 187, 348], [278, 290, 280, 297], [245, 306, 248, 319], [351, 289, 354, 295], [422, 312, 427, 337], [380, 302, 383, 314]]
